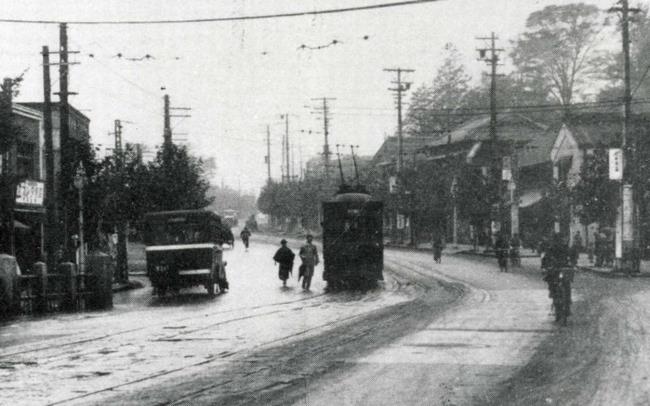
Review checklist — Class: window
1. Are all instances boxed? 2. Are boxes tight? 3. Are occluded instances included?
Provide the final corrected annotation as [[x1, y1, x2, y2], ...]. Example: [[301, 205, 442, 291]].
[[16, 141, 36, 179]]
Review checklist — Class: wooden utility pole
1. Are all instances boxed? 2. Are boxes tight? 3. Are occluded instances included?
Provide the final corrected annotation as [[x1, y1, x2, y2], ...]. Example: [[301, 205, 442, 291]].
[[163, 94, 172, 148], [59, 23, 73, 261], [114, 119, 128, 283], [284, 113, 290, 182], [310, 97, 336, 180], [477, 33, 504, 235], [610, 0, 641, 271], [384, 68, 414, 173], [42, 46, 57, 272], [266, 125, 271, 182]]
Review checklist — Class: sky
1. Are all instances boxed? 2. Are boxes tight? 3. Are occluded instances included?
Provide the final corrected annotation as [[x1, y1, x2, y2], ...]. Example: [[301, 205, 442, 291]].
[[0, 0, 630, 194]]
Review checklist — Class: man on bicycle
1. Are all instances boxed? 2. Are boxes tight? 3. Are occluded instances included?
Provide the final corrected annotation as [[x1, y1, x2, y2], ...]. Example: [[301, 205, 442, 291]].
[[542, 233, 573, 323]]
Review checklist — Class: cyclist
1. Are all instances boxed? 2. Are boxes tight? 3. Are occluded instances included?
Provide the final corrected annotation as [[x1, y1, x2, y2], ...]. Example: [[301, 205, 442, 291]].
[[542, 233, 573, 323], [240, 226, 252, 251]]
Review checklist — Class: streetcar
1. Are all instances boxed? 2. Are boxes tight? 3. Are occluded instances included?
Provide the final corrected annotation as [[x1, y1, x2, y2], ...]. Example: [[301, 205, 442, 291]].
[[143, 210, 229, 296], [321, 148, 384, 289]]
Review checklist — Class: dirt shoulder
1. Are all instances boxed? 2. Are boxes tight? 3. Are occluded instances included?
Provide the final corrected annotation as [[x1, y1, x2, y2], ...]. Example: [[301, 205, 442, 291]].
[[484, 271, 650, 406]]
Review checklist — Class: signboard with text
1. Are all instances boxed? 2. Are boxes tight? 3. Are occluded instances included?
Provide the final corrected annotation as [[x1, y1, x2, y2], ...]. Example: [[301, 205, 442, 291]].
[[15, 180, 44, 206], [609, 148, 623, 180]]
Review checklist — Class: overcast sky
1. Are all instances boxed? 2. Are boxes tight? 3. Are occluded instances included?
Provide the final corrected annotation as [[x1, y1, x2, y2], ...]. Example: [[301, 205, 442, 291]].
[[0, 0, 626, 193]]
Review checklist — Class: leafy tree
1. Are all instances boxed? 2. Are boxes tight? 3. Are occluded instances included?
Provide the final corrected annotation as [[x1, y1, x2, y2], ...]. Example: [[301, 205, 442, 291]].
[[145, 144, 213, 213], [0, 76, 24, 254], [572, 149, 619, 227], [599, 6, 650, 101], [511, 3, 607, 113], [405, 43, 472, 137]]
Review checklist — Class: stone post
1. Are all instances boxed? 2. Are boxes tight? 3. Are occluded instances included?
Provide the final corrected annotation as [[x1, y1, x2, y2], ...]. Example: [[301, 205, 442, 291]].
[[58, 262, 77, 312], [32, 261, 47, 313], [86, 252, 113, 310], [0, 254, 19, 317]]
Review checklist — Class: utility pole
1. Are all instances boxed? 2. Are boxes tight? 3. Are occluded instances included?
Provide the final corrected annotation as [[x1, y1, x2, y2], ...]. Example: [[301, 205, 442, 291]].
[[163, 94, 172, 148], [59, 22, 75, 261], [310, 97, 336, 180], [113, 119, 128, 283], [610, 0, 641, 272], [384, 68, 413, 244], [266, 125, 271, 182], [42, 46, 57, 273], [477, 33, 504, 237], [114, 119, 123, 155], [384, 68, 414, 173], [284, 113, 290, 182]]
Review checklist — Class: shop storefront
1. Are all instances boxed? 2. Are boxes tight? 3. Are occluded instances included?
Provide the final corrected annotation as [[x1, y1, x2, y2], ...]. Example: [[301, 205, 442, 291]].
[[14, 179, 45, 272]]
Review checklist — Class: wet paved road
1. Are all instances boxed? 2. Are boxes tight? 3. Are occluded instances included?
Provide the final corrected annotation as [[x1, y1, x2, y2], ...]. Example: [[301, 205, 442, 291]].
[[289, 250, 556, 405], [0, 236, 564, 406], [0, 236, 414, 405]]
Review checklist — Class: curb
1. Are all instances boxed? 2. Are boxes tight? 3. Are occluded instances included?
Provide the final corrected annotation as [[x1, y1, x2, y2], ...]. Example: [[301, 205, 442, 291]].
[[112, 280, 144, 293], [577, 266, 650, 279]]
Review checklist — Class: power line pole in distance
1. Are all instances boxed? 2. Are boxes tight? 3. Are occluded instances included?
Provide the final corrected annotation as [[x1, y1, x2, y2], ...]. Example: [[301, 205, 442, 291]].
[[310, 97, 336, 180], [266, 125, 272, 182], [476, 33, 505, 237], [383, 68, 413, 173]]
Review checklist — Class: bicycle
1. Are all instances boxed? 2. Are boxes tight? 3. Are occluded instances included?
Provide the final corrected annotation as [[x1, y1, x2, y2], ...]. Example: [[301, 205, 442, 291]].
[[549, 267, 573, 326]]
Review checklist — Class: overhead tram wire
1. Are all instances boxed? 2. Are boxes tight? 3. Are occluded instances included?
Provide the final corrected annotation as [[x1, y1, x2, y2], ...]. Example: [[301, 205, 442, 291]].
[[0, 0, 443, 25]]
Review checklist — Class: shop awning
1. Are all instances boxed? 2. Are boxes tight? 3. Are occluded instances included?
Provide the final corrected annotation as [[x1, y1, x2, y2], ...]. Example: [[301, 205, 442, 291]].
[[519, 190, 543, 208], [14, 220, 30, 230]]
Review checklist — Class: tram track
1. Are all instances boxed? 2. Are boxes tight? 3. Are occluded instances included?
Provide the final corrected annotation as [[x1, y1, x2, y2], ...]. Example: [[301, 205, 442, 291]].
[[0, 292, 328, 359], [49, 303, 400, 406], [73, 257, 463, 406]]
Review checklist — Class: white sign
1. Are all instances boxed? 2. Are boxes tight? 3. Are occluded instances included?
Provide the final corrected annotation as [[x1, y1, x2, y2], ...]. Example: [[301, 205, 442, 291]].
[[388, 176, 397, 194], [609, 148, 623, 180], [396, 214, 405, 230], [623, 184, 634, 242], [15, 180, 44, 206], [502, 156, 512, 181]]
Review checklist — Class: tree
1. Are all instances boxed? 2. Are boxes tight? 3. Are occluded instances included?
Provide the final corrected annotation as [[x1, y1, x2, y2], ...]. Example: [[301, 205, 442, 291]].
[[0, 76, 24, 254], [572, 149, 619, 228], [405, 43, 472, 137], [599, 6, 650, 101], [511, 3, 607, 113], [145, 144, 213, 213]]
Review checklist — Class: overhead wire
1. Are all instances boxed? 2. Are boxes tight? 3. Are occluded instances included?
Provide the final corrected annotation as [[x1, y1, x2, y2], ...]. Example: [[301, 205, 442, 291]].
[[0, 1, 443, 25]]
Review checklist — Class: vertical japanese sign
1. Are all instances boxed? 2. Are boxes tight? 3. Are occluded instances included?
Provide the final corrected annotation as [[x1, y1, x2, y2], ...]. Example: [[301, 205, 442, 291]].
[[623, 184, 634, 242], [609, 148, 623, 180], [388, 176, 397, 194], [502, 156, 512, 181]]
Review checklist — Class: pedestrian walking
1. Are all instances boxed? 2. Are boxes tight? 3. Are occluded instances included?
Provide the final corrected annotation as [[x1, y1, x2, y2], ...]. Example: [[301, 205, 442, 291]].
[[272, 239, 295, 287], [510, 233, 521, 267], [495, 232, 509, 272], [299, 234, 319, 291], [240, 226, 252, 251], [432, 235, 443, 264]]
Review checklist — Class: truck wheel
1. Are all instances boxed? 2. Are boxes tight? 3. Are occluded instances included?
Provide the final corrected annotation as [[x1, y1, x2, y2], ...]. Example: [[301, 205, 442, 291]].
[[206, 277, 215, 296]]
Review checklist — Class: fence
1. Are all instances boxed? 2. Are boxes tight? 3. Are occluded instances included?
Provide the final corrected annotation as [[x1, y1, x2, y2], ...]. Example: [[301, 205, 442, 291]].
[[0, 253, 113, 318]]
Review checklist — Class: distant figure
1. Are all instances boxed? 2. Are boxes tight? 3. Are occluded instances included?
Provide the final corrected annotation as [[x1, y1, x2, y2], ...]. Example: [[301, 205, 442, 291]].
[[273, 239, 295, 287], [299, 234, 320, 291], [432, 235, 443, 264], [240, 227, 252, 251], [573, 231, 583, 253], [510, 233, 521, 267], [495, 233, 509, 272]]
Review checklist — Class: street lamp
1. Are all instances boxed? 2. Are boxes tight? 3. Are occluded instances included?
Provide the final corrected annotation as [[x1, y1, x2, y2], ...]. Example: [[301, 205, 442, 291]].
[[73, 162, 86, 272]]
